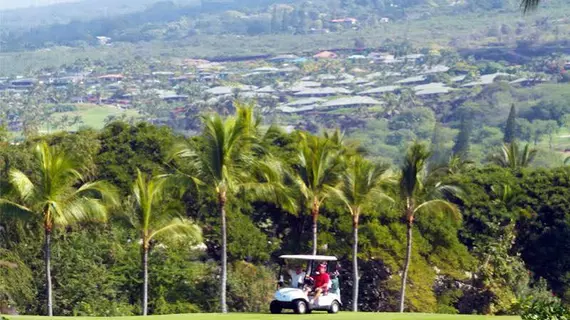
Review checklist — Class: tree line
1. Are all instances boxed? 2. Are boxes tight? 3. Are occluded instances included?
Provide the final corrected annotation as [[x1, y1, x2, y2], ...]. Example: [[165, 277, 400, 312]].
[[0, 101, 569, 315]]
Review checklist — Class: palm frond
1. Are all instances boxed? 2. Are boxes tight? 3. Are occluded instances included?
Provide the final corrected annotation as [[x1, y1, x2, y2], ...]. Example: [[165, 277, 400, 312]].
[[148, 217, 202, 243], [414, 199, 461, 223], [490, 142, 537, 169], [54, 197, 108, 226], [8, 169, 35, 203], [0, 199, 34, 220], [400, 142, 430, 199], [75, 181, 120, 208]]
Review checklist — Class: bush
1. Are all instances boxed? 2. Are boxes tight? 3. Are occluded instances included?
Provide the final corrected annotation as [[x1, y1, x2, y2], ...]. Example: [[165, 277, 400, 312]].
[[53, 105, 78, 113], [227, 261, 276, 313], [521, 300, 570, 320]]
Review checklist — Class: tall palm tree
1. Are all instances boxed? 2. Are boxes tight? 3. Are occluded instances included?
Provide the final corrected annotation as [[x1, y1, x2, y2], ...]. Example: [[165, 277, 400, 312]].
[[170, 103, 290, 313], [293, 133, 343, 255], [128, 169, 201, 316], [398, 142, 461, 312], [330, 155, 392, 312], [0, 142, 118, 316], [489, 142, 537, 169], [521, 0, 540, 12]]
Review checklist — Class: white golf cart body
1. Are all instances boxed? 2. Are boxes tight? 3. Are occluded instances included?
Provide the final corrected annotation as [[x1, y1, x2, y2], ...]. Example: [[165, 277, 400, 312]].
[[270, 255, 341, 314]]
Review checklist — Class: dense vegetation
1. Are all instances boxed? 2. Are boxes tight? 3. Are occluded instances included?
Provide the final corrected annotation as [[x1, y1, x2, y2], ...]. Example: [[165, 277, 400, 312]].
[[0, 103, 570, 316]]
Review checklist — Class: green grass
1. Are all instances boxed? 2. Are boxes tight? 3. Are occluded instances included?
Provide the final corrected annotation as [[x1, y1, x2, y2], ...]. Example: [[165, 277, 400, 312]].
[[47, 103, 140, 132], [7, 314, 521, 320]]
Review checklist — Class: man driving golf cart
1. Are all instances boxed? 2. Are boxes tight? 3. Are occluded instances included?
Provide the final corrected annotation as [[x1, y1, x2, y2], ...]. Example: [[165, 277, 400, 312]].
[[270, 255, 341, 314], [305, 263, 330, 304]]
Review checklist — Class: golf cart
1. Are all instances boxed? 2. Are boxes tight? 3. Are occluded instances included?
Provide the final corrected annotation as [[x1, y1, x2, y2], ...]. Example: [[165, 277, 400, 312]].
[[270, 254, 341, 314]]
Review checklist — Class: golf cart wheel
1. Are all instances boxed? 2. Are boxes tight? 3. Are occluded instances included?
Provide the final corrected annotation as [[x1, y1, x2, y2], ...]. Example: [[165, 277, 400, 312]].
[[270, 301, 282, 314], [328, 300, 340, 314], [293, 300, 308, 314]]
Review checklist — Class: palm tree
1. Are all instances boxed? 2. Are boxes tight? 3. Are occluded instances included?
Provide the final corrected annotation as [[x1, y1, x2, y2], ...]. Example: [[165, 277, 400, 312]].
[[293, 133, 343, 255], [0, 141, 118, 316], [521, 0, 540, 12], [170, 103, 290, 313], [128, 169, 201, 316], [489, 142, 537, 169], [398, 142, 461, 312], [330, 155, 392, 312]]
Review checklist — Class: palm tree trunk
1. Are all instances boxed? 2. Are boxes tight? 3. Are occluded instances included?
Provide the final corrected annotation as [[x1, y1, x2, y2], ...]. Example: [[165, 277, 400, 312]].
[[399, 217, 413, 313], [142, 245, 149, 316], [219, 191, 228, 313], [45, 227, 53, 317], [352, 219, 359, 312], [311, 200, 319, 256]]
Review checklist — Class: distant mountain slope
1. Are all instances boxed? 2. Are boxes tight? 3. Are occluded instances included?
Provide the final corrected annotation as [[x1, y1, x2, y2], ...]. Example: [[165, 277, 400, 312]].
[[0, 0, 177, 29], [0, 0, 554, 52], [0, 0, 78, 10]]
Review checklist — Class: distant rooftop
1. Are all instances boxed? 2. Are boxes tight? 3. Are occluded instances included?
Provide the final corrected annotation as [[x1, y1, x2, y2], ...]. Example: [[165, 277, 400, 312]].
[[293, 87, 351, 96], [395, 75, 427, 84], [287, 98, 326, 106], [321, 96, 383, 108], [359, 85, 400, 95], [461, 72, 510, 87]]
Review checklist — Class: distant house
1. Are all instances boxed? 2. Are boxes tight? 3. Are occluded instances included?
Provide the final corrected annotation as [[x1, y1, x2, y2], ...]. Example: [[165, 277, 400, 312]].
[[509, 77, 546, 86], [330, 18, 358, 25], [286, 98, 326, 107], [97, 74, 124, 82], [293, 87, 351, 97], [162, 95, 189, 103], [461, 72, 510, 87], [96, 36, 111, 45], [206, 85, 256, 96], [313, 51, 338, 59], [358, 85, 400, 96], [10, 78, 38, 88], [368, 52, 395, 63], [256, 86, 276, 94], [421, 65, 450, 74], [380, 17, 390, 23], [395, 75, 428, 85], [413, 83, 452, 96], [269, 54, 299, 63], [152, 71, 176, 77], [321, 96, 383, 109]]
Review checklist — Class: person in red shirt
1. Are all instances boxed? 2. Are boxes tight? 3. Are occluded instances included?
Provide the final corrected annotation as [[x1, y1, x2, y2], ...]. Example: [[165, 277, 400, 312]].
[[309, 263, 330, 303]]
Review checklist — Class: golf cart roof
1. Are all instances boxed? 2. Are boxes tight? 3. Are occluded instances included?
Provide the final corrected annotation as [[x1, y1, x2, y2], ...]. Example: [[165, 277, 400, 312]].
[[279, 254, 338, 261]]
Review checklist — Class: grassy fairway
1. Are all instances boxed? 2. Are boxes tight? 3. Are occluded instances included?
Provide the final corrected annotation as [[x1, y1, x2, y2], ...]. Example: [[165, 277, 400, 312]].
[[48, 104, 140, 131], [8, 313, 521, 320]]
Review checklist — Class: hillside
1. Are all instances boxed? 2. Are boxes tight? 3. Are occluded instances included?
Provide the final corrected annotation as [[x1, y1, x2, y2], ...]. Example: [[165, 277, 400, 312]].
[[0, 0, 561, 51]]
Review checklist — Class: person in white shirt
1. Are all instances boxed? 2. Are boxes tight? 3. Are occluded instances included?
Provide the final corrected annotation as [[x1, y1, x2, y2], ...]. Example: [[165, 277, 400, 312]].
[[287, 265, 306, 288]]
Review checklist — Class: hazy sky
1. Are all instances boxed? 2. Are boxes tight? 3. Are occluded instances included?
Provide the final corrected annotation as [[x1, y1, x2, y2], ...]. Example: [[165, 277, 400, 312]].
[[0, 0, 79, 10]]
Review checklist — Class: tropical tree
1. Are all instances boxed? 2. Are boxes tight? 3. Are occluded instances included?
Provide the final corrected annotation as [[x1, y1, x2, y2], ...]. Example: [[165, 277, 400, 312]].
[[330, 155, 392, 312], [521, 0, 540, 12], [128, 169, 202, 316], [489, 142, 537, 169], [292, 133, 343, 255], [170, 102, 290, 313], [398, 142, 461, 312], [0, 141, 118, 316]]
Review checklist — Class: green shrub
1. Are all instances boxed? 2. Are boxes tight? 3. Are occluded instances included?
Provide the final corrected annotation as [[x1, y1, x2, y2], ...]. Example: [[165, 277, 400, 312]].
[[521, 300, 570, 320], [53, 105, 78, 113], [227, 261, 276, 313]]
